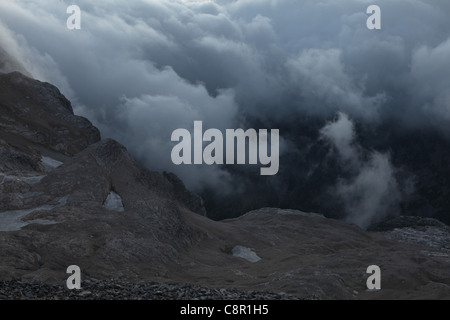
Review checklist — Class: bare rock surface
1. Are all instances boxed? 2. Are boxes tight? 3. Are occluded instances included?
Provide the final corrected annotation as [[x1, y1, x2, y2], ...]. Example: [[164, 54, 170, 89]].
[[0, 71, 100, 163], [0, 72, 449, 300]]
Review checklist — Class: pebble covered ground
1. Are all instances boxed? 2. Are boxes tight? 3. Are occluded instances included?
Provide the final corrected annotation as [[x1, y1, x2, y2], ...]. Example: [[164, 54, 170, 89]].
[[0, 279, 300, 300]]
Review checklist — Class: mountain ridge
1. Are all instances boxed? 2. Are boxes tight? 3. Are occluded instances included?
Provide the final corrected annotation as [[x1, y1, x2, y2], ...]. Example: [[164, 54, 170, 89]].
[[0, 71, 449, 299]]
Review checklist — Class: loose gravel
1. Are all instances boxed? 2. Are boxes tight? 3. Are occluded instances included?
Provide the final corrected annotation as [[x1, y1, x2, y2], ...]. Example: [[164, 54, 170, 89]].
[[0, 279, 300, 300]]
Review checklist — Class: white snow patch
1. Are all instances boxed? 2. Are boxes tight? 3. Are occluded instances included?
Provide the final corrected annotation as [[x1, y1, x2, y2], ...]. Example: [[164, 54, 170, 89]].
[[0, 174, 45, 185], [41, 156, 63, 171], [17, 192, 45, 198], [232, 245, 261, 263], [0, 195, 68, 231], [21, 176, 46, 184], [103, 191, 124, 212]]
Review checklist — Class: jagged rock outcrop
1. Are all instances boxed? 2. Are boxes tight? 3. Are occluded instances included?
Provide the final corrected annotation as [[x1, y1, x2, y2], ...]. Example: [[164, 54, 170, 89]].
[[0, 72, 449, 300], [0, 71, 208, 282], [370, 216, 450, 254], [0, 72, 100, 160], [163, 172, 207, 216]]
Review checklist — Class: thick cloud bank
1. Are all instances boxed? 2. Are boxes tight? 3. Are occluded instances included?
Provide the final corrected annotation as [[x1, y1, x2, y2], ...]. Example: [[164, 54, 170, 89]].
[[1, 0, 449, 225]]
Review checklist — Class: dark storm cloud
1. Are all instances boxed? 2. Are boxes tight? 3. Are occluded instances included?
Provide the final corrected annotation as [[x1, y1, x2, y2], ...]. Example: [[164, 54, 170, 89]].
[[1, 0, 449, 222]]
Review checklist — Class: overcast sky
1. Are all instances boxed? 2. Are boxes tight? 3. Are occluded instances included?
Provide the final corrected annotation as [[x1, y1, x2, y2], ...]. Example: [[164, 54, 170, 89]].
[[1, 0, 449, 225]]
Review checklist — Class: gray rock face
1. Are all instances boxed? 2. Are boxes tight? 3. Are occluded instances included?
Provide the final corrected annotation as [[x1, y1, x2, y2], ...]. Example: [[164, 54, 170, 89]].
[[0, 72, 449, 300], [0, 140, 44, 173], [0, 136, 209, 281], [163, 172, 207, 216], [370, 216, 450, 254], [0, 72, 101, 159], [0, 72, 208, 283]]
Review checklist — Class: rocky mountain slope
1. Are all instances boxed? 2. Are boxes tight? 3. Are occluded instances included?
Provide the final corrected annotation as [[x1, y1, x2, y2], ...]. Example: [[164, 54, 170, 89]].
[[0, 71, 449, 299]]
